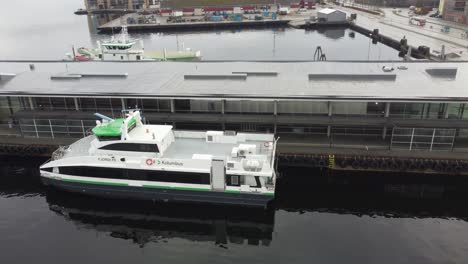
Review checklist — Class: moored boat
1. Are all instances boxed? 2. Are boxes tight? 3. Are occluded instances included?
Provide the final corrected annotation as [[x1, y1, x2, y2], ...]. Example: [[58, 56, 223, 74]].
[[67, 26, 201, 61], [40, 110, 277, 207]]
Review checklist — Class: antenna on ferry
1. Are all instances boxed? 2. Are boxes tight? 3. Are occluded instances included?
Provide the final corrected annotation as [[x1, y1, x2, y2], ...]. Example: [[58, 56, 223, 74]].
[[72, 45, 76, 61]]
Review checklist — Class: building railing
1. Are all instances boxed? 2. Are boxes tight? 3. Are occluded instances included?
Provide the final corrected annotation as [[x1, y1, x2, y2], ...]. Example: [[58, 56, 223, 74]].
[[390, 127, 456, 151], [17, 119, 96, 139]]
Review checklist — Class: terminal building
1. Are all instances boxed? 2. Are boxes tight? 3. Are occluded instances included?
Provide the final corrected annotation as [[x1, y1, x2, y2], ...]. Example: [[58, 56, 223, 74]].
[[0, 61, 467, 152], [85, 0, 150, 10], [439, 0, 468, 24]]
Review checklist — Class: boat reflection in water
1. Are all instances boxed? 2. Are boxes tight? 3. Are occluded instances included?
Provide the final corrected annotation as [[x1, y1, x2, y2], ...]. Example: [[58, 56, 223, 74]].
[[45, 190, 275, 247]]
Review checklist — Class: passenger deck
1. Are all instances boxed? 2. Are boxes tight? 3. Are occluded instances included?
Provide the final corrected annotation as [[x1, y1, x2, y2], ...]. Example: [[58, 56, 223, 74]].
[[162, 137, 270, 160]]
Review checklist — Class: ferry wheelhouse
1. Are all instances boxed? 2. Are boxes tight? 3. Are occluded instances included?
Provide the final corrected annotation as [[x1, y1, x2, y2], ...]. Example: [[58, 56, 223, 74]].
[[92, 26, 201, 61], [40, 110, 277, 207], [97, 26, 147, 61]]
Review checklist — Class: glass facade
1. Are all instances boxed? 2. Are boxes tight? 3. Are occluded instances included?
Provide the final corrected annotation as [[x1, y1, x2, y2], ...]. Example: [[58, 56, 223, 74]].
[[141, 99, 171, 113], [277, 101, 328, 115], [389, 103, 451, 119], [332, 102, 367, 116], [2, 95, 468, 151], [225, 100, 273, 114], [391, 128, 456, 151]]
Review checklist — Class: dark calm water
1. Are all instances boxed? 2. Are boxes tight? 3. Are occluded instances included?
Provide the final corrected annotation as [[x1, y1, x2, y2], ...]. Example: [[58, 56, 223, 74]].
[[2, 1, 468, 263], [0, 0, 399, 61], [2, 158, 468, 264]]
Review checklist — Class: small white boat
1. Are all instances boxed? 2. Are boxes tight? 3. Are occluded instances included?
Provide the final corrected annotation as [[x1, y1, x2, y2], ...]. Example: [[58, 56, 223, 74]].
[[40, 110, 277, 207]]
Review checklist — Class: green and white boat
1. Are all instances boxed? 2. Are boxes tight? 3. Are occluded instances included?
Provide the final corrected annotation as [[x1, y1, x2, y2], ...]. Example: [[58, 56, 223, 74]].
[[70, 26, 201, 61], [40, 110, 277, 207]]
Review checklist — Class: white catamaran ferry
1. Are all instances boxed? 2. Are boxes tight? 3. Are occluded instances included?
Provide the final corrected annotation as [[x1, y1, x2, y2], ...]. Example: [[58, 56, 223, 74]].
[[40, 110, 277, 207]]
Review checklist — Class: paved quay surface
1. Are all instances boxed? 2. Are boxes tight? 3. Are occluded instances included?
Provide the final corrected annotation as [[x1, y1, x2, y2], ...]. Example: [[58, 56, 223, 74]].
[[335, 5, 468, 60]]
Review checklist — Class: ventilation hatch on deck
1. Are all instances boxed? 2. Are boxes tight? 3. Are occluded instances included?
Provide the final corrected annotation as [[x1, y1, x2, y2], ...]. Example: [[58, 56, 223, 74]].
[[425, 67, 457, 79], [308, 73, 396, 81], [184, 74, 247, 80], [231, 71, 278, 76], [0, 73, 16, 81], [51, 72, 128, 80]]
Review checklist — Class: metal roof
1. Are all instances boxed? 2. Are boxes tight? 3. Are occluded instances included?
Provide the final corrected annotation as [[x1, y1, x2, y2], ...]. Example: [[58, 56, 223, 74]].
[[318, 8, 342, 15], [0, 61, 467, 102]]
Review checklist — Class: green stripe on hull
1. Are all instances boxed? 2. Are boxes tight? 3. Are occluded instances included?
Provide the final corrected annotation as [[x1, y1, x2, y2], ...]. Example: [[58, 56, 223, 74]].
[[142, 184, 210, 192], [59, 177, 274, 196], [166, 56, 199, 61], [62, 178, 128, 187], [226, 190, 274, 196]]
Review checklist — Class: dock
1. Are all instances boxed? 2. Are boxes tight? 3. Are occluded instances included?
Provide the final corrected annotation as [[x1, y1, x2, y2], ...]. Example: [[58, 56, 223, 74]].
[[2, 60, 468, 175], [98, 13, 290, 33], [336, 5, 468, 61]]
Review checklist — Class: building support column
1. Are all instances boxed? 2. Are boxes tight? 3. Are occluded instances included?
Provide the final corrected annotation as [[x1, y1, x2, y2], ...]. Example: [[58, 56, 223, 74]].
[[444, 103, 449, 119], [383, 103, 390, 140], [74, 98, 79, 111], [49, 119, 54, 139], [33, 119, 39, 138], [430, 128, 436, 151], [273, 100, 278, 134], [273, 100, 278, 116], [421, 103, 427, 119], [170, 99, 175, 113], [221, 99, 226, 131], [28, 97, 34, 110], [384, 102, 390, 118], [7, 97, 14, 115], [121, 98, 126, 110], [327, 101, 332, 141], [409, 128, 415, 151]]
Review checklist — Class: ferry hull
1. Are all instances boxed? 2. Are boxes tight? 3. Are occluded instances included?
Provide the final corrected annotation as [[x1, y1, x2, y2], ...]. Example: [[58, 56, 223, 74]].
[[41, 177, 274, 208]]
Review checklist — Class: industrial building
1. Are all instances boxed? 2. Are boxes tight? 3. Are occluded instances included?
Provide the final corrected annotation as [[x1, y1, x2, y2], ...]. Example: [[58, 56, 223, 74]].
[[0, 61, 467, 152], [439, 0, 468, 24], [84, 0, 153, 10], [317, 8, 347, 24]]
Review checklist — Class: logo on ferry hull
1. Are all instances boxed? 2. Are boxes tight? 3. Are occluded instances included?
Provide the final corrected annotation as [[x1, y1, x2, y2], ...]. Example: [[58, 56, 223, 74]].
[[156, 160, 183, 166], [98, 157, 116, 162]]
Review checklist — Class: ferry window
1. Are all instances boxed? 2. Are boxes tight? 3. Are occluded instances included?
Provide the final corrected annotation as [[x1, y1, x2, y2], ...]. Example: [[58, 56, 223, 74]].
[[231, 175, 239, 185], [99, 143, 159, 153], [97, 136, 121, 141], [58, 166, 210, 185], [253, 176, 261, 188], [227, 175, 241, 186]]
